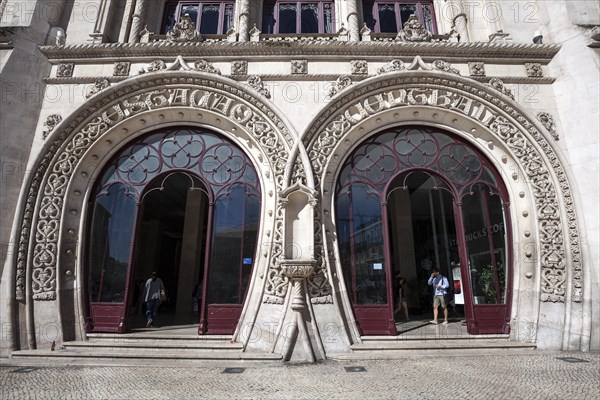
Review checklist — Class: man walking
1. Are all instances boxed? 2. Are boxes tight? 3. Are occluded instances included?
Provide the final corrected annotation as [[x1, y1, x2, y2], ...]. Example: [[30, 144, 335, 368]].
[[144, 271, 165, 328], [428, 268, 449, 325]]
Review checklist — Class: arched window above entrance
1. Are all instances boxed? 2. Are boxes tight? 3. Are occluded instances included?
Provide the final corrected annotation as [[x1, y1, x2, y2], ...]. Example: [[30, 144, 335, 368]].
[[337, 127, 503, 199]]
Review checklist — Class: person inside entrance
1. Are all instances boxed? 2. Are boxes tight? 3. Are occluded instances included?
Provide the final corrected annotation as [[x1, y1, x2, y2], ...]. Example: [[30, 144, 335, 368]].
[[427, 268, 449, 325]]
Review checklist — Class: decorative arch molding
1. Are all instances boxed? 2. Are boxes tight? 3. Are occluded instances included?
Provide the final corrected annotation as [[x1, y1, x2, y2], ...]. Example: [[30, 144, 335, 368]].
[[13, 71, 299, 306], [300, 72, 583, 308]]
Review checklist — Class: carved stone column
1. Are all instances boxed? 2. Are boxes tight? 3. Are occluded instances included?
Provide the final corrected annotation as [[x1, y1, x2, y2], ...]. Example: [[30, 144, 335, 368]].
[[280, 260, 317, 362], [129, 0, 146, 43], [238, 0, 251, 42], [346, 0, 360, 42]]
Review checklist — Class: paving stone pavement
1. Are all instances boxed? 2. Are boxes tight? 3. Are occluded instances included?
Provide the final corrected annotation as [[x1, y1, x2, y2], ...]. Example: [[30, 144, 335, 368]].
[[1, 351, 599, 400]]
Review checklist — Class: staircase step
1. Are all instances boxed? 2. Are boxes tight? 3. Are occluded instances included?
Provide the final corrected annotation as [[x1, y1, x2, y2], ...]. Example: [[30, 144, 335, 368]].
[[66, 340, 242, 351], [361, 334, 510, 342], [351, 340, 535, 351], [86, 333, 231, 341], [11, 348, 282, 361]]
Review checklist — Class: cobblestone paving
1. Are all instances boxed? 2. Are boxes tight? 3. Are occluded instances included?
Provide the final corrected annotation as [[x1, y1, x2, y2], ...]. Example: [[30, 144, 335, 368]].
[[1, 351, 598, 400]]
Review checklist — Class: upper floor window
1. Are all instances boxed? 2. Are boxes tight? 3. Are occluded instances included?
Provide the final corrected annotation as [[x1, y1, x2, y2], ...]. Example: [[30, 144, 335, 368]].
[[363, 1, 436, 34], [263, 1, 335, 34], [162, 1, 235, 34]]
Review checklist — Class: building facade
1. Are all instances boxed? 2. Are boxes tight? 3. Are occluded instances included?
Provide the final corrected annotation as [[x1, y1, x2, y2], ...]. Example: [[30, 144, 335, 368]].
[[1, 0, 598, 361]]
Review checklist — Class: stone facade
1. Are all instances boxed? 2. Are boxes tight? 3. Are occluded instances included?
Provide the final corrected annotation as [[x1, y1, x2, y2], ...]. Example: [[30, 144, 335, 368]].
[[1, 0, 598, 361]]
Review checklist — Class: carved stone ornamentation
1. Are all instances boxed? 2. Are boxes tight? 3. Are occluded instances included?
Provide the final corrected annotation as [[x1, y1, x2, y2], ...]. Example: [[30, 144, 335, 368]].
[[360, 24, 372, 42], [85, 78, 110, 99], [194, 59, 221, 75], [249, 24, 261, 42], [231, 60, 248, 76], [291, 59, 308, 74], [327, 75, 352, 97], [537, 112, 559, 140], [247, 75, 271, 98], [42, 114, 62, 140], [337, 24, 349, 42], [487, 78, 515, 100], [351, 60, 368, 75], [302, 77, 582, 304], [397, 14, 432, 42], [377, 59, 406, 74], [468, 62, 486, 77], [226, 26, 237, 43], [432, 60, 460, 75], [56, 63, 74, 77], [16, 76, 293, 302], [166, 14, 201, 42], [145, 60, 167, 72], [525, 62, 543, 77], [113, 61, 130, 76]]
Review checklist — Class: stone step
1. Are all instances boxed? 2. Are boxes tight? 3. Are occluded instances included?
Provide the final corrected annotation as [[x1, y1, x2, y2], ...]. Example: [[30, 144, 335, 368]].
[[351, 339, 535, 351], [86, 332, 231, 341], [361, 334, 511, 342], [325, 336, 536, 360], [64, 339, 243, 351], [10, 347, 282, 362]]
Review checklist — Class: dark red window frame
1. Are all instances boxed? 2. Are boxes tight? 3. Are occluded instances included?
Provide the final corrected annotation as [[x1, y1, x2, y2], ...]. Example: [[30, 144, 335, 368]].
[[161, 1, 235, 35], [363, 1, 437, 34], [262, 0, 335, 34]]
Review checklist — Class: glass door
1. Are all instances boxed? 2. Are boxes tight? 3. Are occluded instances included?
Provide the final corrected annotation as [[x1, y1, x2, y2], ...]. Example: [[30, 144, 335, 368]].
[[387, 172, 461, 332], [460, 183, 511, 334]]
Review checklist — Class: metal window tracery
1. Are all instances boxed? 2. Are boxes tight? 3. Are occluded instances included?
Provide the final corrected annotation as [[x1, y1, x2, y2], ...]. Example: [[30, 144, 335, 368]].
[[336, 127, 502, 200], [96, 128, 260, 202]]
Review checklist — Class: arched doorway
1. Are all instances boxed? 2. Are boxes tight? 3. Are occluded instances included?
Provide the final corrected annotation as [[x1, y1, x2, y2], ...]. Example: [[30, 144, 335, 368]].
[[86, 127, 261, 334], [335, 126, 512, 335]]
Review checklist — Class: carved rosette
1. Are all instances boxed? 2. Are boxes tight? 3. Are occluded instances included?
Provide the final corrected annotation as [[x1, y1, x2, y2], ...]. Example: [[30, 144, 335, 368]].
[[42, 114, 63, 140], [397, 14, 432, 42], [468, 62, 486, 77], [231, 60, 248, 76], [291, 60, 308, 74], [351, 60, 368, 75], [194, 60, 221, 75], [85, 78, 110, 99], [377, 60, 406, 74], [166, 15, 201, 42], [113, 61, 130, 76], [56, 63, 74, 77], [327, 76, 352, 98], [487, 78, 515, 100], [432, 60, 460, 75], [16, 76, 293, 301], [247, 75, 271, 99], [146, 60, 167, 72], [303, 77, 582, 304], [525, 63, 543, 77], [537, 112, 559, 141]]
